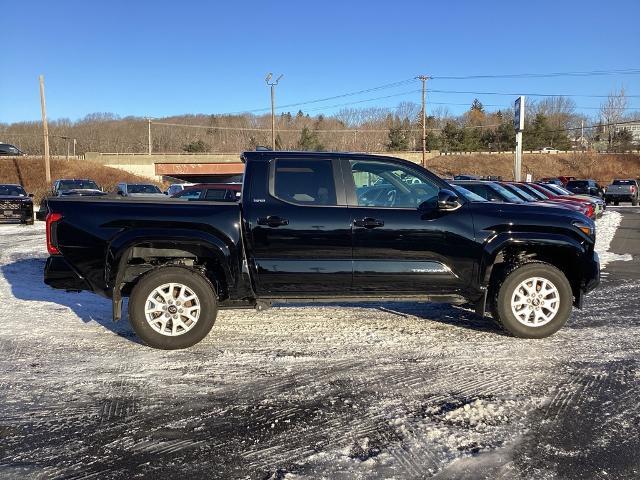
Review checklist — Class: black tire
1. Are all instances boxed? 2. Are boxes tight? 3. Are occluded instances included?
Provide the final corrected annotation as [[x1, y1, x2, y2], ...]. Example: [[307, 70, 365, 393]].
[[614, 200, 619, 206], [491, 262, 572, 339], [128, 266, 218, 349], [632, 198, 638, 207]]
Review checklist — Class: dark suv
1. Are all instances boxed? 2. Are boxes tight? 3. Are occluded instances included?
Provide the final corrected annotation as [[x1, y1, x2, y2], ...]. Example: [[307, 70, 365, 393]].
[[565, 179, 603, 198], [0, 184, 34, 224]]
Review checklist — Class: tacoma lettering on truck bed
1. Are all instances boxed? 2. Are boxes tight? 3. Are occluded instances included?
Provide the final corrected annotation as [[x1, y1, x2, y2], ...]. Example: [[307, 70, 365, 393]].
[[43, 151, 600, 349]]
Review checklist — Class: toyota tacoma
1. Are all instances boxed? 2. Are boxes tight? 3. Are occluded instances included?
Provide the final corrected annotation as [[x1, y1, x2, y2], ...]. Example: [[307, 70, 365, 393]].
[[43, 151, 600, 349]]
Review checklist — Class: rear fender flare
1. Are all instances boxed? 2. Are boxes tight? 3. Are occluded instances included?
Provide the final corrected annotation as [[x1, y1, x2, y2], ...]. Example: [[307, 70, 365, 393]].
[[106, 229, 237, 320]]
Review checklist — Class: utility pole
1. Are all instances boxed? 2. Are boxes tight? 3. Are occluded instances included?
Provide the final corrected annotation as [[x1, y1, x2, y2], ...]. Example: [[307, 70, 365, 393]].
[[265, 73, 283, 150], [147, 118, 152, 155], [63, 137, 70, 160], [417, 75, 431, 167], [39, 75, 51, 183], [73, 138, 77, 157]]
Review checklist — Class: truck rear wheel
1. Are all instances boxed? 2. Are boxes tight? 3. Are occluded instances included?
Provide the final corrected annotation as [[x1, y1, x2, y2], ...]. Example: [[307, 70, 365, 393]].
[[128, 266, 218, 349], [491, 262, 572, 339]]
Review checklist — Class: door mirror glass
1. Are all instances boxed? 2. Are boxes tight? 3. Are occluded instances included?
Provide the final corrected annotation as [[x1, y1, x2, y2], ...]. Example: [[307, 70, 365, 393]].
[[437, 189, 461, 210]]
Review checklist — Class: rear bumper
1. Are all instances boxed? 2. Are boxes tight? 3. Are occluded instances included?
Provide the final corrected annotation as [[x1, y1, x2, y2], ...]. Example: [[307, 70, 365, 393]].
[[605, 194, 634, 202], [44, 256, 89, 291]]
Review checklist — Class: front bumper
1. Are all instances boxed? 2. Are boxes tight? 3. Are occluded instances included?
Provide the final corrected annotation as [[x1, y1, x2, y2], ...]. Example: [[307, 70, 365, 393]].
[[575, 251, 600, 308], [583, 251, 600, 293], [0, 202, 33, 223]]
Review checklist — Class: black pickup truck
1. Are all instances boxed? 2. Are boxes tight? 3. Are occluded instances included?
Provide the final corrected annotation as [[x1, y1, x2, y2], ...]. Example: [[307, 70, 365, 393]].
[[44, 151, 600, 349]]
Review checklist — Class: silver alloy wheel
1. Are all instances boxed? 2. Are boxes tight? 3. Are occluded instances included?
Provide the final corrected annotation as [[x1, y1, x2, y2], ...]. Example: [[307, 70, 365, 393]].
[[510, 276, 560, 327], [144, 282, 201, 336]]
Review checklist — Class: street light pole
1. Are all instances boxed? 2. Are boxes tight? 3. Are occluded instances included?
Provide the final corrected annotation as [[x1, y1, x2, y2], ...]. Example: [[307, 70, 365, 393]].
[[265, 73, 283, 150]]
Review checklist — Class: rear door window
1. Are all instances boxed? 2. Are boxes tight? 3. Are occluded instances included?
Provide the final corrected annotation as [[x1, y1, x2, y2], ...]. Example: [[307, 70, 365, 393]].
[[272, 159, 337, 206]]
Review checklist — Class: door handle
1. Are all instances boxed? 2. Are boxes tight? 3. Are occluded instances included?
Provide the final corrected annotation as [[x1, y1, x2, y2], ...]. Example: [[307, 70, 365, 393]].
[[354, 217, 384, 229], [257, 216, 289, 227]]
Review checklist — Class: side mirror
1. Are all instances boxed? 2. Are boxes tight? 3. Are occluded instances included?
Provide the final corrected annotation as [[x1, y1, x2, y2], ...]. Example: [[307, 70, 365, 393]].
[[28, 193, 34, 198], [437, 189, 462, 211], [164, 191, 168, 195], [117, 190, 124, 196]]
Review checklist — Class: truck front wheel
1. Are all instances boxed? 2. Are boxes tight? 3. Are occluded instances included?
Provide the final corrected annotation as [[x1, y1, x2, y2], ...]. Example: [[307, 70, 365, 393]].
[[491, 262, 572, 339], [128, 266, 218, 349]]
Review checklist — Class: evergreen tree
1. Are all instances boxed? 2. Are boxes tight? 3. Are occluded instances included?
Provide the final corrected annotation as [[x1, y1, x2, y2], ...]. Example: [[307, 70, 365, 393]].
[[297, 127, 324, 151], [470, 99, 484, 112], [387, 118, 411, 151]]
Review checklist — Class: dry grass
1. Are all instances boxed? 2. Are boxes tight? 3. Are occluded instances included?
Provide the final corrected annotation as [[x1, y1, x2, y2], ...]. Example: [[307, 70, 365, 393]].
[[427, 152, 640, 183], [0, 158, 164, 204]]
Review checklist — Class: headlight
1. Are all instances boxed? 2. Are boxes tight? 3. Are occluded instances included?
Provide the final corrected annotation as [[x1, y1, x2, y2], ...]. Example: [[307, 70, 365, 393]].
[[573, 221, 594, 237]]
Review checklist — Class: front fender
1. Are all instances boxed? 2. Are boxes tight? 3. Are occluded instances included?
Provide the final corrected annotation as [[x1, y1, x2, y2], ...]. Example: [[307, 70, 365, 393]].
[[479, 231, 588, 287]]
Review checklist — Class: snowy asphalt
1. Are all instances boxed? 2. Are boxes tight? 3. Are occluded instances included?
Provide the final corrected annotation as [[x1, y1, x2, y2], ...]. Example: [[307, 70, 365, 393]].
[[0, 209, 638, 479]]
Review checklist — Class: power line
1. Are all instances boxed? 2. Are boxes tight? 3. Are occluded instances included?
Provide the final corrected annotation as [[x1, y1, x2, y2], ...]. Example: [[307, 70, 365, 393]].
[[428, 89, 640, 99], [228, 78, 418, 114], [432, 68, 640, 80]]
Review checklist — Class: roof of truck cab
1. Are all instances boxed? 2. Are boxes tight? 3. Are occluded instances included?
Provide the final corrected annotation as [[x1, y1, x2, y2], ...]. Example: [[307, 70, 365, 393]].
[[241, 150, 417, 164]]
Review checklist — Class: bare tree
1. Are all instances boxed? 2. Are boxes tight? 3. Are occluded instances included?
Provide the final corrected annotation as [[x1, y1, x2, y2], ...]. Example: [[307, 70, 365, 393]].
[[600, 87, 629, 147]]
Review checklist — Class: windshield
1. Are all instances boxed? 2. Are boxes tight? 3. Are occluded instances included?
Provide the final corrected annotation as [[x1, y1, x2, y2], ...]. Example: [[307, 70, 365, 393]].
[[0, 185, 27, 196], [612, 180, 635, 185], [128, 184, 161, 194], [545, 184, 572, 195], [452, 185, 487, 202], [489, 183, 523, 203], [519, 184, 549, 200], [504, 184, 536, 201], [58, 180, 99, 191]]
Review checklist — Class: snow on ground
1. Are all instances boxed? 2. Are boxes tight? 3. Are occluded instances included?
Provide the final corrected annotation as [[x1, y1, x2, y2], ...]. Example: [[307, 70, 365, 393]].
[[595, 210, 633, 268], [0, 215, 639, 479]]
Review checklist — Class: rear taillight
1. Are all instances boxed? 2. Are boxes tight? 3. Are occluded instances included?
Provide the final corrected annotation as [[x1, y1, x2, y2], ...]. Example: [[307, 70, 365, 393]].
[[46, 213, 63, 254], [631, 186, 636, 194], [586, 205, 594, 218]]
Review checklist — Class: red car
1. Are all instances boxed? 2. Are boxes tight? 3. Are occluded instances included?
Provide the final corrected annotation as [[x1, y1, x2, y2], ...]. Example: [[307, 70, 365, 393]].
[[512, 182, 595, 218], [171, 183, 241, 202]]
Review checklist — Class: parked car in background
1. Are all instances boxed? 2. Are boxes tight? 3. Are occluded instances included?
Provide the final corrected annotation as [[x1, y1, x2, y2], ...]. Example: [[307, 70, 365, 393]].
[[500, 182, 589, 215], [0, 184, 34, 224], [540, 147, 559, 153], [506, 182, 595, 218], [37, 179, 106, 221], [116, 183, 165, 198], [541, 183, 605, 217], [0, 143, 26, 156], [53, 179, 103, 196], [603, 179, 638, 206], [539, 177, 563, 186], [453, 174, 481, 180], [523, 182, 597, 219], [43, 151, 600, 349], [565, 179, 604, 198], [452, 180, 525, 204], [166, 183, 196, 196], [172, 183, 241, 202]]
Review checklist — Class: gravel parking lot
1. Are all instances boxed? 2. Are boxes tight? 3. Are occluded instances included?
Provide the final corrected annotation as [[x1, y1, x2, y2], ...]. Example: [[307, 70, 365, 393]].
[[1, 209, 639, 479]]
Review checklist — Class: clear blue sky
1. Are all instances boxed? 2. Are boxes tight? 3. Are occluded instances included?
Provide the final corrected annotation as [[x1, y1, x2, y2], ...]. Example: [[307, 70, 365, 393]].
[[1, 0, 639, 123]]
